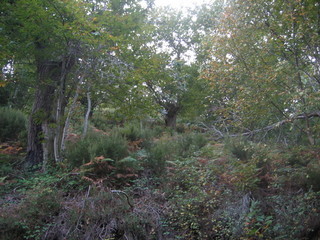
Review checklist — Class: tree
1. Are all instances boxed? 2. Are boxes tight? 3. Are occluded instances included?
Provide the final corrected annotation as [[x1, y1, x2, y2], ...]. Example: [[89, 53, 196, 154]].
[[132, 7, 211, 128], [202, 0, 320, 144], [1, 0, 151, 167]]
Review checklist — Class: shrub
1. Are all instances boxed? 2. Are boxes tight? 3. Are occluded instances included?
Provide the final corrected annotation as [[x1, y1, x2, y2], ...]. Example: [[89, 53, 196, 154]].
[[119, 122, 164, 149], [92, 130, 128, 161], [65, 132, 98, 167], [175, 132, 208, 157], [1, 182, 62, 240], [197, 143, 225, 159], [306, 167, 320, 191], [267, 191, 320, 239], [119, 122, 142, 141], [145, 140, 174, 174], [65, 130, 128, 168], [0, 107, 27, 142], [224, 137, 255, 161], [90, 112, 112, 131], [164, 158, 221, 239]]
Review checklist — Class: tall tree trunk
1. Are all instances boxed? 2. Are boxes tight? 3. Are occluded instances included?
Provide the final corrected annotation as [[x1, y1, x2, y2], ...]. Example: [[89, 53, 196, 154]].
[[25, 51, 75, 167], [25, 61, 57, 167], [61, 75, 84, 152]]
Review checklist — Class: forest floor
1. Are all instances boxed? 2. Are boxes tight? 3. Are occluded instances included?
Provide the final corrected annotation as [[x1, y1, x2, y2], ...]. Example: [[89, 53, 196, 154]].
[[1, 129, 320, 240]]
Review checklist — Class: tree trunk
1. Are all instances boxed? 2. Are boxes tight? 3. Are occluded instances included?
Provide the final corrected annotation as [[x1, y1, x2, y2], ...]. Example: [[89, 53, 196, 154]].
[[83, 90, 91, 138], [61, 75, 84, 152], [25, 53, 75, 167], [164, 104, 180, 129], [25, 63, 56, 167]]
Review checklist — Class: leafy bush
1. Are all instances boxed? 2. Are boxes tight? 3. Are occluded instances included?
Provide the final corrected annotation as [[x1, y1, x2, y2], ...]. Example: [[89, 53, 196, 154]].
[[197, 143, 225, 159], [119, 122, 142, 141], [92, 130, 128, 160], [115, 156, 141, 172], [118, 122, 164, 149], [165, 158, 222, 239], [65, 132, 98, 167], [65, 130, 128, 168], [0, 107, 27, 142], [90, 111, 112, 131], [267, 191, 320, 239], [0, 172, 63, 240], [145, 140, 174, 174], [224, 137, 255, 161], [175, 132, 208, 157]]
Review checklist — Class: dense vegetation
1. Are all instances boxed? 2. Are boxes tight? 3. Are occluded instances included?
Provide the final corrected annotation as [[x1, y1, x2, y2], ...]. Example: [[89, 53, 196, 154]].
[[1, 0, 320, 239]]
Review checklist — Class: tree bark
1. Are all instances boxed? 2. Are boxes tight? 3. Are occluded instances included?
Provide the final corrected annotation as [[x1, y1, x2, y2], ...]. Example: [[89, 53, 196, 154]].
[[164, 103, 180, 129], [25, 61, 57, 167], [83, 90, 91, 138], [25, 52, 75, 167], [61, 75, 84, 152]]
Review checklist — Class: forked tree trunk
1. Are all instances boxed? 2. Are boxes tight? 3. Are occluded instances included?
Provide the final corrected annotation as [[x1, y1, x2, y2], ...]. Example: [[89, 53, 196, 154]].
[[164, 103, 180, 129], [25, 55, 75, 168]]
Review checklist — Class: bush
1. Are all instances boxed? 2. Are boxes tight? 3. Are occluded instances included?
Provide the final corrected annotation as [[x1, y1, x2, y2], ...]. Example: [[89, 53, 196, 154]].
[[92, 130, 128, 161], [267, 191, 320, 239], [65, 130, 129, 168], [119, 122, 142, 141], [65, 133, 98, 167], [224, 137, 255, 161], [0, 107, 27, 142], [90, 112, 112, 131], [0, 171, 63, 240], [146, 140, 174, 174], [175, 132, 208, 157], [164, 158, 221, 239], [119, 122, 164, 148]]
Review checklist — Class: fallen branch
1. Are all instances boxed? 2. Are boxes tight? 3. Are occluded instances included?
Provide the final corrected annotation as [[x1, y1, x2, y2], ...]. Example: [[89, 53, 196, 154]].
[[205, 111, 320, 139]]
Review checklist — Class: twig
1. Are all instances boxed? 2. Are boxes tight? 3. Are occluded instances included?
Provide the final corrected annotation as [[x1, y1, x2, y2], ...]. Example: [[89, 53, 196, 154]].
[[66, 185, 91, 237], [111, 190, 134, 210]]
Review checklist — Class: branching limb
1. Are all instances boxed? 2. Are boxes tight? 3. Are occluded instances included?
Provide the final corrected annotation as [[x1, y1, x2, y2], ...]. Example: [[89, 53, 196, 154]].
[[205, 111, 320, 139]]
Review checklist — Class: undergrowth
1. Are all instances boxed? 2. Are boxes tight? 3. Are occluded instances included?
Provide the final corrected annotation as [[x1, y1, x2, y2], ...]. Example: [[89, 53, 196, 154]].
[[1, 125, 320, 239]]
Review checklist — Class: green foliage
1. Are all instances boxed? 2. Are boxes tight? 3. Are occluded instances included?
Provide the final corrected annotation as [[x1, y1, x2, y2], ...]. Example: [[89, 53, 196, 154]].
[[1, 131, 320, 239], [119, 122, 143, 141], [91, 110, 124, 131], [197, 143, 225, 159], [307, 168, 320, 192], [0, 168, 80, 240], [0, 154, 15, 177], [175, 132, 208, 157], [164, 157, 221, 239], [146, 140, 173, 174], [143, 132, 208, 174], [203, 0, 320, 143], [267, 191, 320, 239], [224, 137, 255, 162], [115, 156, 141, 172], [0, 107, 27, 142], [65, 130, 128, 168], [91, 130, 129, 161], [242, 200, 273, 239], [65, 135, 93, 168]]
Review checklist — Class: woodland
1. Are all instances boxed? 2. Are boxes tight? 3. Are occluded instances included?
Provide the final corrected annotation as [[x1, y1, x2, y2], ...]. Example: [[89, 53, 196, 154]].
[[0, 0, 320, 239]]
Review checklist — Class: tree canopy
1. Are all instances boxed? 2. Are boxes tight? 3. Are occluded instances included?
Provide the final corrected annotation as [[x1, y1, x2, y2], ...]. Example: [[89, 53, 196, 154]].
[[1, 0, 320, 168]]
